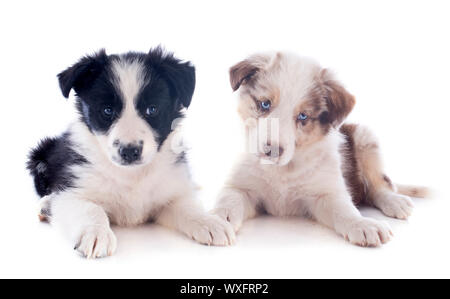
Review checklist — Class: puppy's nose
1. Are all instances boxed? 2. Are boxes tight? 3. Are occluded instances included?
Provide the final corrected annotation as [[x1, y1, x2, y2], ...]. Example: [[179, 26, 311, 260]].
[[119, 144, 142, 164], [264, 145, 284, 158]]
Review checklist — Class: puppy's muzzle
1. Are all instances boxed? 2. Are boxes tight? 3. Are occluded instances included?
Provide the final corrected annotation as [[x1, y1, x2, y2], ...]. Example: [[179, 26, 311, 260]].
[[118, 143, 143, 164], [262, 143, 284, 158]]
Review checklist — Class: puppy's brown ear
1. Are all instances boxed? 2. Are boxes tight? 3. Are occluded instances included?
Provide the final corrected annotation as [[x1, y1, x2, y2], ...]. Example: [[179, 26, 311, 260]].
[[319, 69, 356, 127], [229, 59, 260, 91]]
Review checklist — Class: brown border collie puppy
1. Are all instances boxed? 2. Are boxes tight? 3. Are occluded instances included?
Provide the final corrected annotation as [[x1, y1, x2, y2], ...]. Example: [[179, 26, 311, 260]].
[[214, 52, 428, 247]]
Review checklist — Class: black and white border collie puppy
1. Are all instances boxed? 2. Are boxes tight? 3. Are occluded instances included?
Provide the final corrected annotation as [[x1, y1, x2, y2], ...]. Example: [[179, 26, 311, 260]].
[[27, 47, 235, 258]]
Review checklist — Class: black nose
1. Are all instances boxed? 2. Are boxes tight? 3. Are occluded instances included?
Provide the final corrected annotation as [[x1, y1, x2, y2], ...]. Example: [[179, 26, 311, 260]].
[[265, 146, 284, 158], [119, 144, 142, 164]]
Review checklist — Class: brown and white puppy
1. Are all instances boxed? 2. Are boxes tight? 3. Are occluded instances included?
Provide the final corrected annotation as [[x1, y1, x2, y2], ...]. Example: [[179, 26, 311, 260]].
[[213, 52, 428, 247]]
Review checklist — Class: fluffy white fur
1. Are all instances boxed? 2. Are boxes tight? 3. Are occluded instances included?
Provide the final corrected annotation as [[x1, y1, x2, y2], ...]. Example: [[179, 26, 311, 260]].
[[214, 129, 393, 247], [42, 120, 235, 258], [40, 56, 235, 258]]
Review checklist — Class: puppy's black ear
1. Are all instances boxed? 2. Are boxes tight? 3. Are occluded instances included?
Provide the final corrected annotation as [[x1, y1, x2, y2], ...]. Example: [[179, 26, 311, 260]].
[[57, 49, 108, 98], [147, 47, 196, 108], [319, 69, 356, 127], [229, 59, 260, 92]]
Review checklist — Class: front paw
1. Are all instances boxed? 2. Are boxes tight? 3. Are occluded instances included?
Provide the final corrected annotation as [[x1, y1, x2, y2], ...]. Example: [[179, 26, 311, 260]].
[[187, 215, 235, 246], [75, 226, 117, 259], [338, 217, 393, 247]]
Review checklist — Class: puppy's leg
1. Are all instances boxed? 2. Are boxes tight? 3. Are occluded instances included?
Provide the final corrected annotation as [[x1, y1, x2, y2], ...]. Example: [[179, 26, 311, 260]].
[[49, 193, 117, 258], [308, 192, 393, 247], [213, 187, 259, 232], [156, 197, 235, 246], [351, 125, 416, 219]]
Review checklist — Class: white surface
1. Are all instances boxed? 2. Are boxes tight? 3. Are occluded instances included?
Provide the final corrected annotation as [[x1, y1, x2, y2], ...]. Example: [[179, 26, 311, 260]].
[[0, 0, 449, 278]]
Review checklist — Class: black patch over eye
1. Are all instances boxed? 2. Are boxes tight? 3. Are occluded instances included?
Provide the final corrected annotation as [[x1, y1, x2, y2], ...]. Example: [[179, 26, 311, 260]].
[[136, 76, 181, 148], [145, 105, 159, 117]]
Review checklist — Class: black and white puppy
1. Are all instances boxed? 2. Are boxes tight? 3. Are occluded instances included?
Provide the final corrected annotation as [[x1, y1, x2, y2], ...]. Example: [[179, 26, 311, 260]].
[[27, 47, 235, 258]]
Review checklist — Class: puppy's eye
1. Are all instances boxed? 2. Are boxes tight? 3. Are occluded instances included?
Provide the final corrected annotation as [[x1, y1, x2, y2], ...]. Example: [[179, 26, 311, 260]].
[[102, 107, 114, 118], [298, 113, 308, 121], [145, 105, 159, 117], [259, 100, 271, 112]]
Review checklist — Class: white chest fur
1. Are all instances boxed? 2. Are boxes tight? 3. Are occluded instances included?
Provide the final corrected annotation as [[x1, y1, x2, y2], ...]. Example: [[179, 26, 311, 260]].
[[67, 122, 193, 226], [232, 131, 346, 217]]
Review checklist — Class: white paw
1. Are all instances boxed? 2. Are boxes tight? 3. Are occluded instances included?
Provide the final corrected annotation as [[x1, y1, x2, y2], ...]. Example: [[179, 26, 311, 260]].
[[75, 226, 117, 259], [213, 206, 244, 232], [186, 215, 235, 246], [374, 192, 414, 220], [340, 217, 393, 247]]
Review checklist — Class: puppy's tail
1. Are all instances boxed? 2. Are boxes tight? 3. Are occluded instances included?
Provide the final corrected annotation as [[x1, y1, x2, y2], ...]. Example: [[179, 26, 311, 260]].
[[395, 184, 431, 198], [26, 137, 57, 198]]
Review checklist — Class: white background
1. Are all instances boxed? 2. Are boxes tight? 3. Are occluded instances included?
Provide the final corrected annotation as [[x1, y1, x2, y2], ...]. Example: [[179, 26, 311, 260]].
[[0, 0, 449, 278]]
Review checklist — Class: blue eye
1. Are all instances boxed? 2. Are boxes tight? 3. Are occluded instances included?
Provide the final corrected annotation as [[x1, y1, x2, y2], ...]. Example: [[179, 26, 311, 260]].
[[260, 100, 271, 111], [103, 107, 114, 118], [145, 105, 159, 117], [298, 113, 308, 121]]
